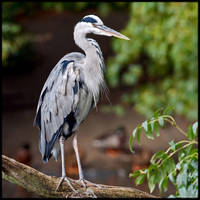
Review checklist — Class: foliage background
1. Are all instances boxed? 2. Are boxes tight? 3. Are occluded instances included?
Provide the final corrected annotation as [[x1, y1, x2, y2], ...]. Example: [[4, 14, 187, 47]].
[[2, 2, 197, 119], [107, 2, 198, 121]]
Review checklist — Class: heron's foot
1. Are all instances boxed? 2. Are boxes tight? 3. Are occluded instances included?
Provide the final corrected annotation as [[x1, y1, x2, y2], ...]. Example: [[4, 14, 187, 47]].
[[56, 176, 77, 193], [71, 178, 102, 189], [70, 178, 98, 198]]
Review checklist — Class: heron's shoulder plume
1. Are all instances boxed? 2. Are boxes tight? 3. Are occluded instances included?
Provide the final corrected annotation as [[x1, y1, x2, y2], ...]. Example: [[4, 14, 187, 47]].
[[61, 60, 74, 74]]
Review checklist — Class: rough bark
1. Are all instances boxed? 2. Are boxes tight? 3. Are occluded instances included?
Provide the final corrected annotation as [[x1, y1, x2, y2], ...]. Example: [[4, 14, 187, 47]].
[[2, 155, 157, 198]]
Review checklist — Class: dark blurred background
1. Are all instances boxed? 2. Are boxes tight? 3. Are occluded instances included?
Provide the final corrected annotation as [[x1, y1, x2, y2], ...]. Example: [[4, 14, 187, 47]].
[[2, 2, 197, 198]]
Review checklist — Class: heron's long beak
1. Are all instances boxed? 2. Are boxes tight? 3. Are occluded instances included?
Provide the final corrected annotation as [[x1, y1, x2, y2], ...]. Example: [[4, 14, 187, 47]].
[[95, 24, 130, 40]]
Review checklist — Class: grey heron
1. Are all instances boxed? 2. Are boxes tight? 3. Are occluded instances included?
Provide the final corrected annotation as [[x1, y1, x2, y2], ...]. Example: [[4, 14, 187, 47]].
[[34, 14, 129, 192]]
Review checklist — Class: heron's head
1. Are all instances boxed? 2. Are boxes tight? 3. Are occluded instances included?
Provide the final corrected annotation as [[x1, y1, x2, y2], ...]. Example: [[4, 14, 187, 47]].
[[75, 15, 129, 40]]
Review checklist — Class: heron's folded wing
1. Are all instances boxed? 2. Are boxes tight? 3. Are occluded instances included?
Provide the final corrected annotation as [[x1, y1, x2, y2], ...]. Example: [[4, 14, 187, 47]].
[[34, 60, 80, 161]]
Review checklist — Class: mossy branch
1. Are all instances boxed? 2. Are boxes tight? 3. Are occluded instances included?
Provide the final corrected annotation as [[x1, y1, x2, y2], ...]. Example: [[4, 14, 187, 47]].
[[2, 155, 157, 198]]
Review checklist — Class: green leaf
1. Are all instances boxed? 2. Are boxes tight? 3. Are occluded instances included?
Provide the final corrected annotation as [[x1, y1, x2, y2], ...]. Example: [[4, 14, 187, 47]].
[[135, 173, 146, 185], [129, 133, 134, 153], [132, 127, 137, 138], [146, 122, 154, 139], [178, 150, 185, 162], [174, 142, 183, 151], [163, 105, 174, 115], [192, 122, 198, 135], [150, 150, 166, 164], [129, 125, 143, 151], [142, 120, 154, 139], [146, 164, 158, 193], [169, 171, 176, 184], [169, 140, 176, 151], [176, 162, 181, 170], [155, 167, 165, 185], [154, 121, 160, 137], [162, 158, 176, 174], [188, 148, 198, 156], [129, 170, 140, 178], [142, 121, 148, 132], [168, 158, 176, 174], [153, 107, 163, 118], [136, 127, 142, 144], [158, 116, 165, 127], [150, 118, 155, 131], [187, 125, 194, 140], [148, 172, 156, 193], [147, 120, 152, 132], [176, 168, 187, 187], [184, 143, 193, 155], [161, 176, 168, 191]]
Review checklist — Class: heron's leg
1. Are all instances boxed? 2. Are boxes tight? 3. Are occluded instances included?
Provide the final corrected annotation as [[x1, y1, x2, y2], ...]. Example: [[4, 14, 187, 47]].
[[72, 134, 101, 189], [72, 135, 85, 185], [56, 135, 77, 193]]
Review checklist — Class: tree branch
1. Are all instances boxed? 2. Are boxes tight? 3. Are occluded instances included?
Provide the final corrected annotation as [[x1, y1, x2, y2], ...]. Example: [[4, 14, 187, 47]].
[[2, 155, 157, 198]]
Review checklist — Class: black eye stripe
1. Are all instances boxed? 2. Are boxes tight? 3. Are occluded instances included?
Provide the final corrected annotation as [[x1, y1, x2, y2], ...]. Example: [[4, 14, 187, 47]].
[[81, 17, 97, 24]]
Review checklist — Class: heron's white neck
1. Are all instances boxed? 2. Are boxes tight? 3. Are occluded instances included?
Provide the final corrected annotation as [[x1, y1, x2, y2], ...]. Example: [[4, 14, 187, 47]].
[[74, 25, 105, 106]]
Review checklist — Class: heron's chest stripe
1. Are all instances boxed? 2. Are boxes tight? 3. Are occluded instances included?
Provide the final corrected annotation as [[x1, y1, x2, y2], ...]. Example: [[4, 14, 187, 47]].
[[88, 39, 104, 72], [61, 60, 74, 74]]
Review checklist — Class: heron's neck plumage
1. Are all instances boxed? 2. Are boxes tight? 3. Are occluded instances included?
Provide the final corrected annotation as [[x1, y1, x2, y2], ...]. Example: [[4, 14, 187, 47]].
[[74, 26, 106, 106]]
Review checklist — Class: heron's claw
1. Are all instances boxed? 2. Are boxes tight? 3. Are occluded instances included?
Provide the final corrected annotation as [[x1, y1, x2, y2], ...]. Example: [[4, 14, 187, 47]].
[[69, 178, 99, 198], [82, 179, 102, 189], [56, 176, 77, 193], [79, 178, 87, 189]]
